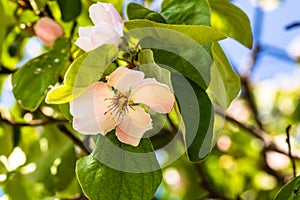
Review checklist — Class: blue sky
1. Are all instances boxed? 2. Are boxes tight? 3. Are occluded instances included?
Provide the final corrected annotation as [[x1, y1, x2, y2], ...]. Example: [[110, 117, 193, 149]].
[[221, 0, 300, 82]]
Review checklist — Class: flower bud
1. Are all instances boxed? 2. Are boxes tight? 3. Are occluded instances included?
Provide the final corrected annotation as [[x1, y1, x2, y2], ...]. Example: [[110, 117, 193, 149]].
[[34, 17, 64, 47]]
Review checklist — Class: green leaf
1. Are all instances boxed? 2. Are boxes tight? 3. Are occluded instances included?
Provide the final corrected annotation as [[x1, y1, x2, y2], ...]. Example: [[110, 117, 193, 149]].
[[58, 103, 73, 121], [46, 85, 85, 105], [26, 125, 76, 192], [0, 123, 14, 157], [172, 73, 214, 162], [12, 39, 69, 111], [46, 44, 118, 104], [0, 1, 6, 63], [124, 19, 226, 45], [274, 175, 300, 200], [4, 172, 35, 200], [56, 0, 82, 22], [161, 0, 210, 26], [207, 42, 241, 108], [127, 3, 166, 23], [0, 160, 7, 174], [141, 39, 212, 89], [138, 49, 173, 89], [208, 0, 253, 48], [76, 132, 162, 200]]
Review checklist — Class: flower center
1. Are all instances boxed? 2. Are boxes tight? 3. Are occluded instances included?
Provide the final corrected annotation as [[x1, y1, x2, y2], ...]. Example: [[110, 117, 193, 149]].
[[104, 91, 131, 120]]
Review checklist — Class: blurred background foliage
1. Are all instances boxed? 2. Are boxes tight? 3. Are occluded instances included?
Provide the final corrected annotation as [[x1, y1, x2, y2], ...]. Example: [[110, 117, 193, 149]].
[[1, 0, 300, 199]]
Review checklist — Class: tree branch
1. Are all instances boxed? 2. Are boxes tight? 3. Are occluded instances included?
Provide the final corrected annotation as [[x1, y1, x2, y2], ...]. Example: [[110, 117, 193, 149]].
[[286, 125, 297, 178], [0, 65, 17, 74], [241, 78, 264, 130], [286, 22, 300, 30], [215, 110, 300, 161], [57, 125, 90, 155], [0, 114, 68, 126]]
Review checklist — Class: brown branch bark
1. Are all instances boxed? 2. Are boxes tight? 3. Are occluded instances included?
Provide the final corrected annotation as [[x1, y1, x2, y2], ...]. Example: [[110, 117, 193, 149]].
[[57, 125, 90, 155], [286, 125, 297, 177], [0, 114, 68, 126], [215, 110, 300, 161]]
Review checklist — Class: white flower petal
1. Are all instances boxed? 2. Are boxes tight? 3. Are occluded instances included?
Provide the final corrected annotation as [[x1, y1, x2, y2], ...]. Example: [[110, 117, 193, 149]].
[[76, 2, 123, 52], [74, 37, 93, 52], [118, 106, 152, 138], [78, 27, 92, 37], [89, 2, 123, 31], [89, 3, 112, 25], [91, 23, 121, 47], [131, 78, 175, 113], [106, 66, 144, 93], [70, 82, 117, 135]]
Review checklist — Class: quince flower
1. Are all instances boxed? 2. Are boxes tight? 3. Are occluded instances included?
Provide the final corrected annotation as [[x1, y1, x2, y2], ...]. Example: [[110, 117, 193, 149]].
[[75, 2, 124, 52], [70, 67, 175, 146], [33, 17, 64, 46]]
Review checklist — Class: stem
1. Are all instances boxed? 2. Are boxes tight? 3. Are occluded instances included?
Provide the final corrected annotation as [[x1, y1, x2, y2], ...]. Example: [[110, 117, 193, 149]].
[[69, 20, 78, 43], [167, 114, 178, 134], [57, 125, 90, 154], [286, 125, 297, 178], [117, 57, 135, 68]]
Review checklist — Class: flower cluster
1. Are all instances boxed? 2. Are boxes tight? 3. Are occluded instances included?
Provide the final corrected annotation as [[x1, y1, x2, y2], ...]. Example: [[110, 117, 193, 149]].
[[70, 2, 175, 146], [75, 2, 124, 52]]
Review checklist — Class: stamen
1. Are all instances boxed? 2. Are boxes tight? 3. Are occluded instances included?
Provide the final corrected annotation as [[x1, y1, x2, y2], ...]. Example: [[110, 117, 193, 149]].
[[104, 92, 130, 120]]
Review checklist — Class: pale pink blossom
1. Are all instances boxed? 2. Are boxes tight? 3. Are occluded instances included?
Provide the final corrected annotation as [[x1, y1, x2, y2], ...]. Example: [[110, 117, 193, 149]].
[[33, 17, 64, 46], [70, 67, 175, 146], [75, 2, 123, 52]]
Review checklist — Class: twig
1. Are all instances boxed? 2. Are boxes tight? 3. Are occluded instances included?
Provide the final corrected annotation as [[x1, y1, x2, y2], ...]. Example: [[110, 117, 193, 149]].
[[0, 65, 17, 74], [62, 195, 88, 200], [241, 78, 264, 130], [0, 115, 68, 126], [57, 125, 90, 154], [215, 109, 266, 141], [69, 20, 78, 43], [117, 57, 135, 69], [286, 22, 300, 30], [286, 125, 297, 178], [215, 110, 300, 161]]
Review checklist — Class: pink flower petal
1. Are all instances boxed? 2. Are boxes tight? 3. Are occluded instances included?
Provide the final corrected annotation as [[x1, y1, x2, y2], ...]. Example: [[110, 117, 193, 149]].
[[116, 127, 141, 147], [70, 82, 117, 135], [117, 106, 152, 139], [131, 79, 175, 113], [106, 66, 144, 93]]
